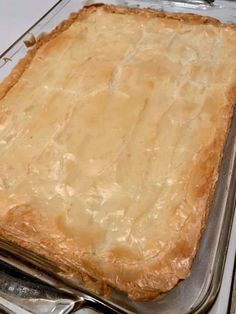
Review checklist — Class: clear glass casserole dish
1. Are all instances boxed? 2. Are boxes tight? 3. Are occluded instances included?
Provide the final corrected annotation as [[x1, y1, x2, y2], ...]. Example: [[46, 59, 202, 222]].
[[0, 0, 236, 313]]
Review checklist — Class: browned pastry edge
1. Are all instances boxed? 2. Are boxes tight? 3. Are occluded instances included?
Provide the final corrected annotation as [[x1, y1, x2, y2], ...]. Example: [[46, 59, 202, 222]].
[[0, 4, 235, 301], [1, 3, 236, 100]]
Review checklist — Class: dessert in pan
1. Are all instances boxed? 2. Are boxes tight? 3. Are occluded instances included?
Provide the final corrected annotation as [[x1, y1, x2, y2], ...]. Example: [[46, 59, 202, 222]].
[[0, 4, 235, 301]]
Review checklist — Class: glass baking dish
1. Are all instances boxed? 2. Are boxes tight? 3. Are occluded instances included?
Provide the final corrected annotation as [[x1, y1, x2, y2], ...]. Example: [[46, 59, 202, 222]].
[[0, 0, 236, 313]]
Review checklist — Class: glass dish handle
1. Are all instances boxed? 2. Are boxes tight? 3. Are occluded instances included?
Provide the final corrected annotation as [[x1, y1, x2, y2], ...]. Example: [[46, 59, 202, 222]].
[[0, 261, 82, 314], [0, 260, 122, 314]]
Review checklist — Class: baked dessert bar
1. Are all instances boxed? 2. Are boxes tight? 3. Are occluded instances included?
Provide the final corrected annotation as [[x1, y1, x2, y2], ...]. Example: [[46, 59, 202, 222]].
[[0, 4, 235, 301]]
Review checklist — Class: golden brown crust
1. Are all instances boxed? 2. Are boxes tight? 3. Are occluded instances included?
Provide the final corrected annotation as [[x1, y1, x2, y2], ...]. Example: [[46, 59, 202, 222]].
[[0, 12, 82, 100], [0, 4, 235, 301], [1, 4, 235, 100]]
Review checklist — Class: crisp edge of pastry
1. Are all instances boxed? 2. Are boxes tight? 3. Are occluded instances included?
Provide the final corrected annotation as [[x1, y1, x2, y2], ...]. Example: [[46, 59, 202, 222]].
[[0, 4, 236, 301]]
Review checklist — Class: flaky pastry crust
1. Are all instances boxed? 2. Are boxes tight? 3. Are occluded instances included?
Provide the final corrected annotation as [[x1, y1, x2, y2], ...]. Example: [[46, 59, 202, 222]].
[[0, 4, 236, 300]]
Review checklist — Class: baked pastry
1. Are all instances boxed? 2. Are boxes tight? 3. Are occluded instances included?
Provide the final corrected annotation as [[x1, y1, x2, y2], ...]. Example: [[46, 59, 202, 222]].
[[0, 4, 235, 301]]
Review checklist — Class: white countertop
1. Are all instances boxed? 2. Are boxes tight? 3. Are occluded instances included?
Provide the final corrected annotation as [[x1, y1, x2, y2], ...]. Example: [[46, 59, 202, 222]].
[[0, 0, 56, 54], [0, 1, 235, 314]]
